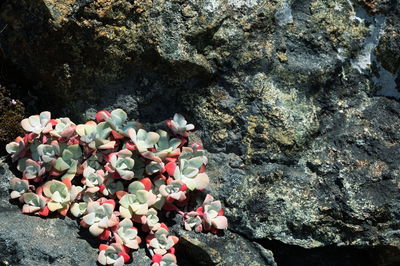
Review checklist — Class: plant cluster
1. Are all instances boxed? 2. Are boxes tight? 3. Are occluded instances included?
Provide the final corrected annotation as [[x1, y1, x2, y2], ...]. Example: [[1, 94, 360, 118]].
[[6, 110, 228, 266]]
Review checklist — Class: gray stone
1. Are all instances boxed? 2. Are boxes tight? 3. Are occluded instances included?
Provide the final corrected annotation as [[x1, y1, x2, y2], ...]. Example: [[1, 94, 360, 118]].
[[1, 0, 400, 265]]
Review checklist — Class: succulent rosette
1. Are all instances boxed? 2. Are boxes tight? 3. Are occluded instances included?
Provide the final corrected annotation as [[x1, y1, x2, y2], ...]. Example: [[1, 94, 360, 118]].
[[76, 121, 116, 150], [5, 136, 26, 162], [152, 253, 178, 266], [153, 130, 181, 159], [183, 211, 203, 232], [159, 180, 187, 202], [145, 208, 160, 229], [50, 117, 76, 138], [83, 166, 105, 193], [37, 141, 60, 165], [21, 111, 53, 135], [97, 243, 129, 266], [201, 194, 228, 231], [42, 180, 71, 212], [172, 158, 209, 191], [128, 128, 160, 153], [9, 177, 30, 199], [76, 121, 97, 146], [105, 149, 135, 180], [82, 199, 119, 236], [17, 158, 46, 180], [114, 218, 142, 249], [54, 144, 82, 180], [70, 202, 88, 218], [22, 192, 47, 214], [119, 181, 157, 218], [166, 113, 194, 137], [147, 226, 179, 255]]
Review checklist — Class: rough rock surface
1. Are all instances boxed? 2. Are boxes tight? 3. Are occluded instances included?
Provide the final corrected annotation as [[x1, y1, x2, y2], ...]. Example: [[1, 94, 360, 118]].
[[1, 0, 400, 265]]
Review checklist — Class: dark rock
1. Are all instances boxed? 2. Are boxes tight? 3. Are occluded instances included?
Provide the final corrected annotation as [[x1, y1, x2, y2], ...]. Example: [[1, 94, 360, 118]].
[[0, 86, 25, 154], [1, 0, 400, 265], [171, 226, 276, 266], [0, 158, 97, 265], [206, 97, 400, 253], [375, 13, 400, 74]]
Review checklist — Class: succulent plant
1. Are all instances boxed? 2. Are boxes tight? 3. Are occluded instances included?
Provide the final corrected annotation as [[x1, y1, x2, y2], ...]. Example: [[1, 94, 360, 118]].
[[50, 117, 76, 138], [145, 208, 160, 229], [5, 136, 26, 162], [37, 141, 60, 164], [128, 128, 160, 153], [145, 178, 165, 211], [104, 109, 128, 130], [166, 113, 194, 137], [70, 202, 88, 217], [172, 159, 209, 191], [154, 130, 181, 159], [6, 109, 228, 266], [96, 109, 141, 140], [119, 181, 156, 218], [106, 149, 135, 180], [202, 194, 228, 231], [76, 121, 97, 144], [9, 177, 30, 199], [54, 144, 82, 179], [164, 146, 210, 190], [21, 111, 53, 135], [114, 218, 142, 249], [159, 180, 186, 202], [97, 243, 129, 266], [70, 184, 84, 201], [83, 152, 103, 170], [76, 121, 115, 150], [17, 158, 45, 180], [152, 253, 178, 266], [146, 161, 165, 175], [147, 226, 179, 255], [183, 211, 203, 232], [22, 192, 47, 214], [95, 122, 116, 149], [82, 200, 119, 236], [43, 180, 71, 212], [83, 166, 105, 192], [179, 146, 207, 164], [102, 178, 124, 196]]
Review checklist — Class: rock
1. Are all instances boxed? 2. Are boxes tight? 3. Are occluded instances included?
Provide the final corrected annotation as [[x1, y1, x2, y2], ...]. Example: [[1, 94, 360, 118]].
[[0, 158, 97, 265], [375, 10, 400, 74], [1, 0, 400, 265], [170, 223, 276, 266], [205, 95, 400, 264], [356, 0, 395, 14]]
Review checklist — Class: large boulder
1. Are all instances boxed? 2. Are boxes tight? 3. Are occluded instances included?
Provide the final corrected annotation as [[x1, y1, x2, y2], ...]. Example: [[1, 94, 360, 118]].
[[1, 0, 400, 265]]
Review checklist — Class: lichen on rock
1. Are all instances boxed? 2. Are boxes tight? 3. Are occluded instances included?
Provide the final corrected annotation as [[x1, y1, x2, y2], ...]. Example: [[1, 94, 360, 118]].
[[1, 0, 400, 265]]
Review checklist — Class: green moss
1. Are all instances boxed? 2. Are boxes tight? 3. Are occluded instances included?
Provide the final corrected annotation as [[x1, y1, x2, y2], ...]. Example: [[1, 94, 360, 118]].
[[0, 85, 25, 152]]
